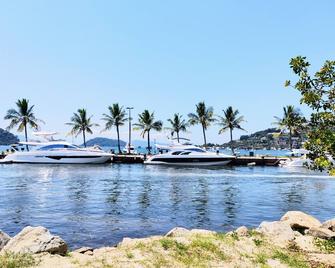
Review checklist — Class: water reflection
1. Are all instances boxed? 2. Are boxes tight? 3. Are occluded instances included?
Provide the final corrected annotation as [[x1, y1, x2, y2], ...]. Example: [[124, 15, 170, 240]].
[[221, 183, 240, 228], [0, 164, 333, 247]]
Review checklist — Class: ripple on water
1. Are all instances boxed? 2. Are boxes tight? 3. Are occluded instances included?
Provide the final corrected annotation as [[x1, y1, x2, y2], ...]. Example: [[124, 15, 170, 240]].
[[0, 163, 334, 248]]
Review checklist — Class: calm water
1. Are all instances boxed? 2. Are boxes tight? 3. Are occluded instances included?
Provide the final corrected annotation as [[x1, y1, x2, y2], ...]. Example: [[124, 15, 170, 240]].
[[0, 163, 333, 249]]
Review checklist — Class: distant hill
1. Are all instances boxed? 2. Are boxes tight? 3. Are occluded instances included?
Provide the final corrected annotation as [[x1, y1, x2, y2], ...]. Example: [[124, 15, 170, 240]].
[[221, 128, 300, 150], [0, 128, 19, 145], [84, 137, 126, 147]]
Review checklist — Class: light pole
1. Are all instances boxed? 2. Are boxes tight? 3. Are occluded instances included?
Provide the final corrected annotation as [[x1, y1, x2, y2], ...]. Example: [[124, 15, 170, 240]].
[[126, 107, 134, 154]]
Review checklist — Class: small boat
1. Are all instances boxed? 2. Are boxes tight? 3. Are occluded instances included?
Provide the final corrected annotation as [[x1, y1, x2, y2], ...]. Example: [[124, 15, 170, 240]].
[[122, 143, 137, 154], [0, 132, 112, 164], [145, 146, 235, 166]]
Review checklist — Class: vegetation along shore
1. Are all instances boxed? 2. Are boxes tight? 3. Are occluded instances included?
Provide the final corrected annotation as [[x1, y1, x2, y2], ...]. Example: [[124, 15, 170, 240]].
[[0, 211, 335, 268]]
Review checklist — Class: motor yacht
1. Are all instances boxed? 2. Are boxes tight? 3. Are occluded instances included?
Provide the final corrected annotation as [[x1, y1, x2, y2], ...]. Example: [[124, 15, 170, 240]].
[[145, 146, 235, 166], [280, 149, 311, 168], [122, 143, 137, 154], [0, 132, 113, 164]]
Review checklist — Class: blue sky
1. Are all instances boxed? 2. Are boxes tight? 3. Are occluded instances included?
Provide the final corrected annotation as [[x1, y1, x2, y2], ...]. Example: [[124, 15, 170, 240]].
[[0, 1, 334, 144]]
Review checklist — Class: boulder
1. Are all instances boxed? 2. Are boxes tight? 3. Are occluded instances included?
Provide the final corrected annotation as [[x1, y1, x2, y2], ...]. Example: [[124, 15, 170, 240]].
[[0, 230, 11, 251], [73, 247, 94, 255], [258, 221, 295, 247], [235, 226, 249, 237], [2, 226, 67, 255], [306, 227, 335, 240], [190, 229, 216, 236], [321, 219, 335, 232], [280, 211, 321, 231], [294, 235, 320, 252], [165, 227, 190, 237]]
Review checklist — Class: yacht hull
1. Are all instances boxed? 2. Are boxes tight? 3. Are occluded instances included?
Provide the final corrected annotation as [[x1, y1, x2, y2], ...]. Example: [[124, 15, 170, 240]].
[[0, 152, 112, 164], [145, 157, 233, 166]]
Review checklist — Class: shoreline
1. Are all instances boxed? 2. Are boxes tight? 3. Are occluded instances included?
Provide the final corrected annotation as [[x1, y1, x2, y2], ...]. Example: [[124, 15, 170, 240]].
[[1, 211, 335, 267]]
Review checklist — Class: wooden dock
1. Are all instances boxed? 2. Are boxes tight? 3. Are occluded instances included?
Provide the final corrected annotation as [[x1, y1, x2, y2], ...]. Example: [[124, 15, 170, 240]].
[[111, 154, 145, 164]]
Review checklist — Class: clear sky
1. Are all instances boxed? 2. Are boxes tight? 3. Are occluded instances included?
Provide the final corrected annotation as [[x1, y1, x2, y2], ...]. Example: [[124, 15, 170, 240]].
[[0, 0, 334, 144]]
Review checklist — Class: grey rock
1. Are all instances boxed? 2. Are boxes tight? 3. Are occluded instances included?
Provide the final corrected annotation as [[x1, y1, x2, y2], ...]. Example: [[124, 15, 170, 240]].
[[0, 230, 11, 251], [321, 219, 335, 232], [165, 227, 190, 237], [3, 226, 67, 255], [235, 226, 249, 237], [258, 221, 295, 247], [306, 227, 335, 240], [280, 211, 321, 231], [73, 247, 94, 255]]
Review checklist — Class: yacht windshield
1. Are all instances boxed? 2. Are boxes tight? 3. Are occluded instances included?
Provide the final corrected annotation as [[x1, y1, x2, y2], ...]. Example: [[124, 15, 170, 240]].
[[37, 144, 79, 151], [185, 148, 206, 153]]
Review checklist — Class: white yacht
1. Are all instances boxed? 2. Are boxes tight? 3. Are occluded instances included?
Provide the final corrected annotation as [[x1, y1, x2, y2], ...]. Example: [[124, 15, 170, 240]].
[[280, 149, 311, 168], [0, 132, 113, 164], [145, 146, 235, 166], [122, 143, 137, 154]]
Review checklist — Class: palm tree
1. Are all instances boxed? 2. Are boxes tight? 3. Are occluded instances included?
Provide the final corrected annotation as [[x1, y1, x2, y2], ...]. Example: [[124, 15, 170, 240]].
[[188, 102, 215, 147], [166, 113, 188, 143], [4, 98, 42, 151], [66, 109, 98, 147], [133, 110, 163, 154], [218, 106, 246, 153], [274, 105, 305, 150], [102, 103, 127, 153]]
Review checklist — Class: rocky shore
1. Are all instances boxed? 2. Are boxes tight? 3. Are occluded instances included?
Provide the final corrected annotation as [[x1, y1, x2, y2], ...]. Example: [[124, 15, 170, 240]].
[[1, 211, 335, 267]]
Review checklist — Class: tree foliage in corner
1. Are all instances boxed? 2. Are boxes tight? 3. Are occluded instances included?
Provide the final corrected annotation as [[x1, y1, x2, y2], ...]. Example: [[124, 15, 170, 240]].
[[286, 56, 335, 174]]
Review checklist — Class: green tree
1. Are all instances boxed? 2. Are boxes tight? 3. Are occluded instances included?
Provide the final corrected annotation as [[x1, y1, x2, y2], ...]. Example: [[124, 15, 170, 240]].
[[188, 102, 215, 147], [166, 113, 188, 143], [133, 110, 163, 154], [4, 98, 43, 151], [285, 56, 335, 174], [218, 106, 246, 153], [274, 105, 306, 150], [102, 104, 127, 153], [66, 109, 98, 147]]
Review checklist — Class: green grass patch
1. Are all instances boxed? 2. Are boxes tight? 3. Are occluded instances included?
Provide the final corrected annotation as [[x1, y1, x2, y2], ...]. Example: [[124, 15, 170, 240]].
[[254, 252, 268, 265], [0, 252, 36, 268], [253, 238, 263, 247], [314, 238, 335, 253], [230, 232, 240, 241], [160, 238, 175, 250], [126, 251, 134, 259], [272, 250, 309, 268], [158, 236, 228, 267]]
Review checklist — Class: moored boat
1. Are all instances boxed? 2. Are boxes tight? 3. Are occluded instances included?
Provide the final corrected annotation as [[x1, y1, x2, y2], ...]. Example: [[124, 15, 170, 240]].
[[145, 146, 235, 166]]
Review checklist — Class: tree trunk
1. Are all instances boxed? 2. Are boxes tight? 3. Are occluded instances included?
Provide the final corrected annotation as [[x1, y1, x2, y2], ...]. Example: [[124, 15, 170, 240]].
[[202, 125, 207, 148], [117, 125, 121, 154], [83, 130, 86, 147], [289, 128, 292, 150], [147, 130, 151, 154], [177, 131, 180, 143], [24, 124, 29, 151], [230, 128, 234, 154]]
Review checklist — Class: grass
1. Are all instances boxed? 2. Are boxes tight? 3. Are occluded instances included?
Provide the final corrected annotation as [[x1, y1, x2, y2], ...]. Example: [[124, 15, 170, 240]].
[[0, 252, 36, 268], [157, 236, 228, 267], [160, 238, 175, 250], [253, 238, 263, 247], [314, 238, 335, 253], [125, 251, 134, 259], [254, 252, 268, 265], [272, 250, 309, 268]]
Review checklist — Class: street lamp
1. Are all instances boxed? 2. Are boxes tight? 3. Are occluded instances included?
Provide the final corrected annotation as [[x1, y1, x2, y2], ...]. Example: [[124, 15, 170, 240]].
[[126, 107, 134, 154]]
